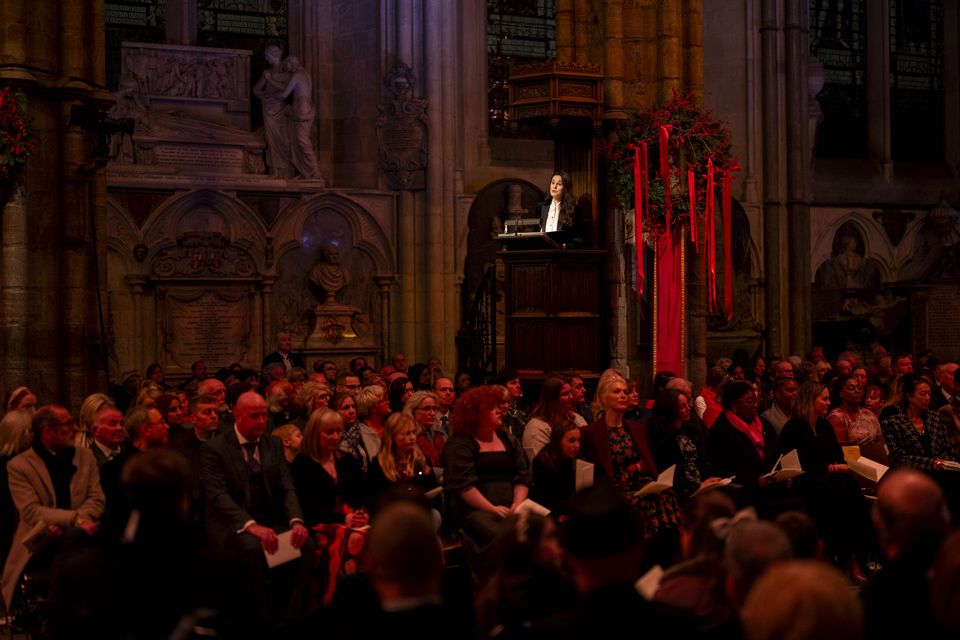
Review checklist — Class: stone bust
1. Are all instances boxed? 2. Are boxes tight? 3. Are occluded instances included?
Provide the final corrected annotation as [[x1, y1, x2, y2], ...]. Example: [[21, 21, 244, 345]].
[[310, 244, 350, 304]]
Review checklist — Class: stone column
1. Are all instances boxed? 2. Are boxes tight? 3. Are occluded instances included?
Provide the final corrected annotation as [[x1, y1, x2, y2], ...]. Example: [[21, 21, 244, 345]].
[[657, 0, 684, 102], [866, 2, 892, 181], [603, 0, 626, 119], [574, 0, 591, 62], [760, 0, 784, 356], [375, 275, 393, 363], [261, 277, 274, 361], [555, 0, 575, 63], [397, 190, 417, 359], [683, 0, 704, 102], [683, 1, 707, 388], [785, 0, 811, 356], [0, 0, 111, 409], [421, 0, 460, 366], [1, 191, 29, 385], [127, 276, 147, 368]]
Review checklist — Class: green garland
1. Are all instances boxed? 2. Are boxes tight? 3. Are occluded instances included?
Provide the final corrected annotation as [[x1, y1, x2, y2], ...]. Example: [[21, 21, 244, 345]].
[[601, 92, 739, 230]]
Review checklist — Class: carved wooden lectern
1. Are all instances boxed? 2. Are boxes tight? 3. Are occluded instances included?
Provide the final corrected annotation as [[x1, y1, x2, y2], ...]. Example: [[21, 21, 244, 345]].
[[498, 234, 605, 375]]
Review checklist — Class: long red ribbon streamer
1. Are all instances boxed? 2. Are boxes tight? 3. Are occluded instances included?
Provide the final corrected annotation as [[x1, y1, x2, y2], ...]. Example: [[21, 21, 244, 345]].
[[633, 147, 644, 298], [688, 169, 697, 251], [706, 160, 717, 313], [722, 171, 733, 321], [659, 126, 671, 234]]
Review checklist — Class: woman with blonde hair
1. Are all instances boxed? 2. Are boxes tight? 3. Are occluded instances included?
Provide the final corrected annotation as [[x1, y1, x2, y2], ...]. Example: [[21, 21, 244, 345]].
[[367, 412, 438, 508], [780, 381, 871, 575], [294, 381, 332, 425], [0, 409, 33, 567], [404, 390, 444, 467], [589, 368, 626, 419], [579, 374, 681, 554], [291, 408, 368, 605], [78, 393, 113, 449], [134, 385, 162, 408], [5, 387, 37, 415]]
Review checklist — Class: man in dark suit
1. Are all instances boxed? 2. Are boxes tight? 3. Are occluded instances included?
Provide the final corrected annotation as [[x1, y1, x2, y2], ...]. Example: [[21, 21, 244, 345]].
[[261, 331, 306, 372], [201, 390, 313, 621], [931, 361, 958, 411], [88, 402, 127, 467]]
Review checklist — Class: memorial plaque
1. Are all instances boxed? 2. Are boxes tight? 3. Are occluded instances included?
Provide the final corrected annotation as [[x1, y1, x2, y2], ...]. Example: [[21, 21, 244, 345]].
[[923, 284, 960, 360], [163, 288, 251, 369], [155, 144, 244, 171]]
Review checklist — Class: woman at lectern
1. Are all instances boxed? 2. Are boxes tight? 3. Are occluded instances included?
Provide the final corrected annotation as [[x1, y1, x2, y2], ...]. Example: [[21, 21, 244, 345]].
[[538, 172, 576, 233]]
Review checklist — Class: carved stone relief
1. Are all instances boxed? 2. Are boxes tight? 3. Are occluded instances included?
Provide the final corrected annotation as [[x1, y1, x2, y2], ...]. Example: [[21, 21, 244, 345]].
[[377, 63, 428, 189]]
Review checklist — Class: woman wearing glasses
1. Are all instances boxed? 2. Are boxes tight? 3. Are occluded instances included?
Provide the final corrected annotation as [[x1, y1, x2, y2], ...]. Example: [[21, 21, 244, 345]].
[[404, 391, 445, 468]]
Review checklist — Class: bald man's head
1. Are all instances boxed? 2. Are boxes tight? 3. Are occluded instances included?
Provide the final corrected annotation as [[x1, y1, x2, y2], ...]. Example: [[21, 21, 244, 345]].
[[874, 469, 950, 559]]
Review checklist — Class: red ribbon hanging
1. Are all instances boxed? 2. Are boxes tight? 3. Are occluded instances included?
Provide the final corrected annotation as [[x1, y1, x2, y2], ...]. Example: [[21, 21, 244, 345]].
[[633, 146, 644, 299], [659, 125, 672, 234], [641, 142, 650, 227], [687, 169, 697, 251], [722, 171, 733, 321], [706, 160, 717, 313]]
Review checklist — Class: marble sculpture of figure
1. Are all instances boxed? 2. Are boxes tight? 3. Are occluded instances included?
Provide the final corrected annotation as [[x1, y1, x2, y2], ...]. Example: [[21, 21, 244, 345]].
[[253, 45, 293, 178], [279, 56, 321, 180]]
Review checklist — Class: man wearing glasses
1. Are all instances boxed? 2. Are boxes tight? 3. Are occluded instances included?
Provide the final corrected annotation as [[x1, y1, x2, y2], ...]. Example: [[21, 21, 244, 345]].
[[2, 405, 105, 607], [335, 371, 362, 397]]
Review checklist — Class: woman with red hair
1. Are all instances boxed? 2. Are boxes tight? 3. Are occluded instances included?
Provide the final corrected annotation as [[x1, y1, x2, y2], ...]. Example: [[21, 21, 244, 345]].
[[442, 386, 532, 549]]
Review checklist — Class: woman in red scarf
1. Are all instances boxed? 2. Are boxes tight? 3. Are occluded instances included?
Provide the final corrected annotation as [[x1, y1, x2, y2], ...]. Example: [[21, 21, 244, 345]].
[[705, 380, 780, 510]]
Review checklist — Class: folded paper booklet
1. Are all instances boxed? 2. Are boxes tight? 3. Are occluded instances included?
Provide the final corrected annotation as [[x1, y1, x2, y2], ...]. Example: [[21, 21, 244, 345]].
[[846, 456, 889, 483], [514, 498, 550, 517], [634, 465, 676, 497], [942, 460, 960, 472], [763, 449, 804, 482], [575, 460, 595, 491], [635, 564, 664, 601], [689, 476, 737, 498], [265, 529, 302, 569], [841, 445, 861, 461]]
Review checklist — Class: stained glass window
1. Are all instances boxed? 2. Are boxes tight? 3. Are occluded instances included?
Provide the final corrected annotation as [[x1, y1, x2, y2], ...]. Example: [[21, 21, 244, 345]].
[[889, 0, 944, 162], [105, 0, 167, 89], [810, 0, 867, 158], [197, 0, 287, 53], [487, 0, 556, 137]]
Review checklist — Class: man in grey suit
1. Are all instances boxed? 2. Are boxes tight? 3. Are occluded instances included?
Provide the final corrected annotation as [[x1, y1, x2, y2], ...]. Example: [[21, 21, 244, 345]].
[[201, 390, 314, 620]]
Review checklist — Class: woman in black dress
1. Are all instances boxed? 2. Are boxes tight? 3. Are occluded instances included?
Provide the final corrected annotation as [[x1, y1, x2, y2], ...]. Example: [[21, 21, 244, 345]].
[[367, 412, 439, 512], [780, 381, 872, 572], [442, 386, 531, 551], [291, 408, 368, 604], [531, 422, 581, 516]]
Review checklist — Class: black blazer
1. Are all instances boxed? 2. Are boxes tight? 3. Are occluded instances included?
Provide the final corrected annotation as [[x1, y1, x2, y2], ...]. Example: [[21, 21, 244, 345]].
[[706, 412, 779, 488], [261, 350, 306, 371], [200, 426, 303, 543]]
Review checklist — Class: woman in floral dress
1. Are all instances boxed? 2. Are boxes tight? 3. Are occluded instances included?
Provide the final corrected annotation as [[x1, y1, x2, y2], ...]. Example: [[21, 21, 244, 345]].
[[579, 374, 680, 558]]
